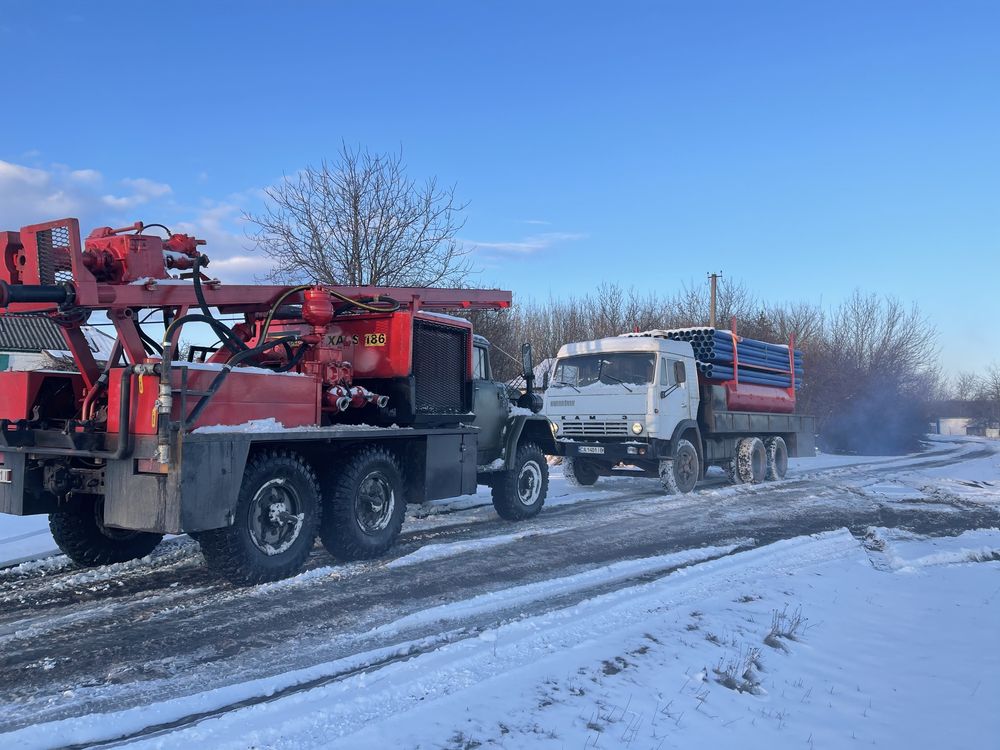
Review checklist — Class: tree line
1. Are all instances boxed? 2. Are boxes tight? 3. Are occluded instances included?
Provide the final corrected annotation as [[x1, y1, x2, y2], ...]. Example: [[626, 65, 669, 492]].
[[467, 280, 943, 455]]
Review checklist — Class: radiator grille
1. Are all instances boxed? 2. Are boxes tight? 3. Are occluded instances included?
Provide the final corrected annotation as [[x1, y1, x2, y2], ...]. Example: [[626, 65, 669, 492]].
[[35, 225, 73, 284], [412, 320, 469, 414], [561, 420, 629, 437]]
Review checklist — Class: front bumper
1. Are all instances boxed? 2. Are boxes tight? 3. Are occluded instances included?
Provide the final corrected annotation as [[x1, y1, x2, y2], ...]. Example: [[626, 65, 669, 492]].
[[556, 438, 665, 462]]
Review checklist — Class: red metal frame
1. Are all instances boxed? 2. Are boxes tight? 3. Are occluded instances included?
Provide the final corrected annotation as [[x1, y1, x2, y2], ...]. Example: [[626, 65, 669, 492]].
[[0, 217, 512, 432]]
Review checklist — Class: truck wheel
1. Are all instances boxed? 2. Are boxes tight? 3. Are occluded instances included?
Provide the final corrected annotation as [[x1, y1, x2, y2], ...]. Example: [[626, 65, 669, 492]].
[[563, 457, 599, 487], [492, 442, 549, 520], [729, 437, 767, 484], [319, 446, 405, 561], [764, 437, 788, 480], [49, 497, 163, 567], [198, 450, 320, 584], [658, 439, 699, 494]]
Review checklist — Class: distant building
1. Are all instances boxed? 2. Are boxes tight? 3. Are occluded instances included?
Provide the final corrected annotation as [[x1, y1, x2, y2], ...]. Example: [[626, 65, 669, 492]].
[[929, 399, 1000, 439], [0, 316, 116, 372]]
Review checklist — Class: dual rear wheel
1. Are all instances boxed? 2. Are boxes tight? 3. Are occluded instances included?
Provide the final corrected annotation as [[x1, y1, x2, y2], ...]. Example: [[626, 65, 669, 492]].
[[199, 446, 406, 584], [727, 436, 788, 484]]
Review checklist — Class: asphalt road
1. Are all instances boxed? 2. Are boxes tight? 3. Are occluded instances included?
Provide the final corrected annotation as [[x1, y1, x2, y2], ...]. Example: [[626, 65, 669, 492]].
[[0, 440, 996, 737]]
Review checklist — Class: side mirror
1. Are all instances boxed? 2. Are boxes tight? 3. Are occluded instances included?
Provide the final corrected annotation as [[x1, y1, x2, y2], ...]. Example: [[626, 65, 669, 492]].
[[543, 371, 550, 390], [674, 360, 687, 384], [521, 342, 535, 394], [521, 342, 534, 378]]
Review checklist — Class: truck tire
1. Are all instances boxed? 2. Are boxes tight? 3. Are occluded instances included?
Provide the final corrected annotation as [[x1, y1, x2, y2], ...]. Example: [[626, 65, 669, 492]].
[[658, 439, 699, 494], [198, 450, 320, 585], [319, 446, 405, 561], [49, 497, 163, 567], [764, 436, 788, 480], [492, 442, 548, 520], [728, 437, 767, 484], [563, 457, 599, 487]]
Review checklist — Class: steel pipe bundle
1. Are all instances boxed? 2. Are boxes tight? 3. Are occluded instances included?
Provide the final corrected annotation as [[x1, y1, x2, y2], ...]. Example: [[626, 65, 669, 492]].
[[660, 327, 803, 389]]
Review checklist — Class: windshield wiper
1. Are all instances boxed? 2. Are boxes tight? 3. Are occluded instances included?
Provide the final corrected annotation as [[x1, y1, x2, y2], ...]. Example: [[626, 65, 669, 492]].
[[550, 379, 581, 393], [601, 373, 634, 392]]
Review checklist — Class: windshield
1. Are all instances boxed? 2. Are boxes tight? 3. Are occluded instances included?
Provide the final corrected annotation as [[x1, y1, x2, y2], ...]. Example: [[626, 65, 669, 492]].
[[552, 352, 655, 388]]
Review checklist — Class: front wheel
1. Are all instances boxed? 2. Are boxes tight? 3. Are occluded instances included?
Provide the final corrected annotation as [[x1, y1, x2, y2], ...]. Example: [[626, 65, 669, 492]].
[[492, 443, 549, 520], [659, 439, 700, 494], [319, 446, 406, 561], [49, 496, 163, 567], [198, 450, 320, 584], [563, 457, 600, 487]]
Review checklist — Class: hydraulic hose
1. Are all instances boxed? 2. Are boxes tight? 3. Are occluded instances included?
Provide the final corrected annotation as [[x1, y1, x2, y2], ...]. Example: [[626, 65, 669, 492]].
[[192, 256, 246, 354]]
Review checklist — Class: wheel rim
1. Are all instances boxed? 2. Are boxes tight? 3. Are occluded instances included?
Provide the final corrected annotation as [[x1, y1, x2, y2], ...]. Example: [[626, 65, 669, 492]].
[[517, 460, 542, 505], [356, 471, 395, 534], [676, 450, 697, 487], [248, 478, 303, 555]]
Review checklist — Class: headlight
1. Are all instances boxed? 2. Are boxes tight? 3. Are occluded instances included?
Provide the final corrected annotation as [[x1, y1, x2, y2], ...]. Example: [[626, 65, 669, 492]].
[[631, 422, 643, 435], [550, 420, 560, 436]]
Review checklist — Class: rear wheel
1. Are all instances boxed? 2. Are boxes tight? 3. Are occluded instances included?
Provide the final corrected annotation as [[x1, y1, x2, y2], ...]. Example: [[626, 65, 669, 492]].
[[728, 437, 767, 484], [764, 436, 788, 480], [659, 439, 700, 494], [563, 457, 599, 487], [49, 496, 163, 567], [492, 442, 548, 520], [319, 446, 406, 561], [198, 450, 320, 584]]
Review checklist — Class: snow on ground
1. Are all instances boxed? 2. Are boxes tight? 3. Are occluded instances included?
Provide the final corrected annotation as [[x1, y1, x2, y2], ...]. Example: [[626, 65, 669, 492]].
[[7, 528, 997, 750], [2, 437, 980, 569]]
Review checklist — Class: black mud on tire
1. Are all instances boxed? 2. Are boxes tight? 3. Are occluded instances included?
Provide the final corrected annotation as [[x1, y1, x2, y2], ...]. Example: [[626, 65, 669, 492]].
[[659, 438, 700, 495], [49, 498, 163, 567], [319, 446, 406, 561], [730, 437, 767, 484], [563, 457, 600, 487], [764, 436, 789, 480], [198, 450, 320, 585], [492, 442, 549, 521]]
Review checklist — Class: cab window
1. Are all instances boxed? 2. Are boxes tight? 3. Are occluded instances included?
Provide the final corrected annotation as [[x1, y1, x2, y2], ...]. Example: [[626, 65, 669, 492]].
[[473, 345, 490, 380]]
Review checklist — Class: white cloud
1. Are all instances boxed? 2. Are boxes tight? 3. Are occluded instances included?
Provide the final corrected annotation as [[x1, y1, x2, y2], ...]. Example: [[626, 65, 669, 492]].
[[121, 177, 172, 198], [69, 169, 102, 184], [0, 160, 177, 229], [468, 231, 587, 255]]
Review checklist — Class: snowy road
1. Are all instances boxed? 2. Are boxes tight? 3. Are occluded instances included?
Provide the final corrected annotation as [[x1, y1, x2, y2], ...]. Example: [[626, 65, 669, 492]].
[[1, 437, 998, 749]]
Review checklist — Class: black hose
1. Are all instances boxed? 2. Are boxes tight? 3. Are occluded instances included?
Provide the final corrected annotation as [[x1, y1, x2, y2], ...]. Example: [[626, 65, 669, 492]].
[[192, 256, 246, 354], [137, 327, 164, 356], [276, 342, 308, 373]]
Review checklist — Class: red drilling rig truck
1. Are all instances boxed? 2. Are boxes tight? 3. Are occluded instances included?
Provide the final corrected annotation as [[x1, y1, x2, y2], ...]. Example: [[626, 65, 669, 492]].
[[0, 218, 556, 583]]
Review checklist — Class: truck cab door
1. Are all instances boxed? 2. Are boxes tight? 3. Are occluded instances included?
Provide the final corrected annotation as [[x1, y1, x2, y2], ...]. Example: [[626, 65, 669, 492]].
[[657, 356, 692, 432], [472, 343, 508, 464]]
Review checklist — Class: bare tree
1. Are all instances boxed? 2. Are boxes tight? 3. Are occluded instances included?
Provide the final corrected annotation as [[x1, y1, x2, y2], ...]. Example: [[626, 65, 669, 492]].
[[244, 144, 474, 287]]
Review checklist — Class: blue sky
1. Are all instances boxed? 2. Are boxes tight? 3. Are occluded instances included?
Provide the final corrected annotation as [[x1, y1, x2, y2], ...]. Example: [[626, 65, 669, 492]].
[[0, 1, 996, 375]]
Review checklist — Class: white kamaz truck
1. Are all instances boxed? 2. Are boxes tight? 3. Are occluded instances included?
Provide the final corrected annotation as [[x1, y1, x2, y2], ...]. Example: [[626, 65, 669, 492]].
[[543, 330, 815, 493]]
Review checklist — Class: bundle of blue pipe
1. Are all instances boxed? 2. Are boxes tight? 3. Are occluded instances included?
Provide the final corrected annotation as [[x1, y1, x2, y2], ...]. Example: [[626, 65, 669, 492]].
[[662, 327, 803, 390]]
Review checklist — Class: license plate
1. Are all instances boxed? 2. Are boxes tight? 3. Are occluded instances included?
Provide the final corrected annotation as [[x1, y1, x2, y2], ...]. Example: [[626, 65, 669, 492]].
[[0, 468, 11, 484], [578, 446, 605, 455]]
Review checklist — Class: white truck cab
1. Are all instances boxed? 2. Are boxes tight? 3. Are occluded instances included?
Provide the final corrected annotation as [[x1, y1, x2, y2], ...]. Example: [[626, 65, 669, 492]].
[[544, 335, 815, 494], [546, 336, 698, 444]]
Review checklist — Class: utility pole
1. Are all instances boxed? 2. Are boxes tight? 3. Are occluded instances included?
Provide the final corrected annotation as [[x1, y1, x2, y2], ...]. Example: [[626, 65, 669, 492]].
[[708, 272, 722, 328]]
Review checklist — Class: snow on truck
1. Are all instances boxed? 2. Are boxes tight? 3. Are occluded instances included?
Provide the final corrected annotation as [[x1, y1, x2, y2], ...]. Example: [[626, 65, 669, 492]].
[[0, 217, 555, 583], [544, 325, 816, 492]]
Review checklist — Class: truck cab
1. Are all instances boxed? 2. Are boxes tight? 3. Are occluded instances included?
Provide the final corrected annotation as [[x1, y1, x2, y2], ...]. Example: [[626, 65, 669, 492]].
[[544, 337, 702, 489], [471, 335, 557, 519]]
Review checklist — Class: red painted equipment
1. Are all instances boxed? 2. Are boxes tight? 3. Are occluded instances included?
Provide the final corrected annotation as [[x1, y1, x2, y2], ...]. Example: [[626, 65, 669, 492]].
[[0, 217, 512, 459]]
